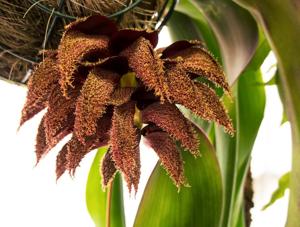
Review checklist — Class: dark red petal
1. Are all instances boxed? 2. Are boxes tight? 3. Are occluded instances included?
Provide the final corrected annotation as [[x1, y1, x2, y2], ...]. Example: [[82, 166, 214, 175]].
[[144, 131, 185, 187], [64, 15, 118, 36], [64, 137, 88, 176], [66, 112, 112, 175], [35, 117, 48, 163], [142, 102, 199, 156], [165, 67, 234, 134], [44, 85, 78, 146], [56, 143, 68, 180], [160, 40, 203, 59], [20, 51, 59, 127], [109, 87, 135, 106], [74, 68, 119, 144], [110, 29, 158, 53], [162, 40, 229, 92], [110, 101, 141, 192], [120, 37, 168, 101], [58, 32, 110, 96], [101, 149, 117, 187]]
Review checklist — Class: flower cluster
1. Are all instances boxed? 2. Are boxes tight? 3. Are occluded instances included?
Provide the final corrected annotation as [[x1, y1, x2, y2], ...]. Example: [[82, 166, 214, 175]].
[[20, 15, 233, 192]]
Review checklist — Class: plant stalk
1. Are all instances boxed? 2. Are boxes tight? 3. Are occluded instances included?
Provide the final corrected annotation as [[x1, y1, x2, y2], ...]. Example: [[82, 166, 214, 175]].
[[106, 182, 113, 227]]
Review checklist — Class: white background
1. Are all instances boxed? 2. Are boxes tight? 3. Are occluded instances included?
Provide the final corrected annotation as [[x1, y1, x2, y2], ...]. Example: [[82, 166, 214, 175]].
[[0, 28, 291, 227]]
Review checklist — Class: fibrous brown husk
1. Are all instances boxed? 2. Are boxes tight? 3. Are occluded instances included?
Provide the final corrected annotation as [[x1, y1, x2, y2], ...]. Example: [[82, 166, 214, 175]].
[[0, 0, 164, 83]]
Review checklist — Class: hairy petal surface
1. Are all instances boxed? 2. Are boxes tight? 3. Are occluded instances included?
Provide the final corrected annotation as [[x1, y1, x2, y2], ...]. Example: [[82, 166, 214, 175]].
[[165, 67, 234, 134], [145, 131, 185, 187], [101, 149, 117, 187], [66, 112, 112, 175], [109, 87, 135, 106], [58, 33, 110, 96], [161, 40, 229, 92], [110, 101, 140, 192], [74, 68, 119, 144], [35, 117, 48, 163], [120, 37, 168, 100], [44, 85, 78, 146], [142, 102, 199, 156], [20, 51, 59, 126], [56, 143, 68, 180]]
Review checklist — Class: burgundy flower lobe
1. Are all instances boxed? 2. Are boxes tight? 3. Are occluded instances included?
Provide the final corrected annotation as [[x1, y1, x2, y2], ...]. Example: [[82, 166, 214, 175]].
[[74, 68, 119, 144], [101, 149, 117, 187], [142, 102, 199, 156], [20, 51, 59, 127], [145, 131, 185, 187], [110, 101, 141, 192], [120, 37, 168, 101]]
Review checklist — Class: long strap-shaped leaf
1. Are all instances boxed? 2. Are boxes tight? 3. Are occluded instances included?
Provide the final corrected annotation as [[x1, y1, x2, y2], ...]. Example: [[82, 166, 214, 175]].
[[86, 147, 126, 227], [188, 0, 259, 85], [233, 1, 300, 226], [215, 39, 268, 227], [134, 130, 223, 227]]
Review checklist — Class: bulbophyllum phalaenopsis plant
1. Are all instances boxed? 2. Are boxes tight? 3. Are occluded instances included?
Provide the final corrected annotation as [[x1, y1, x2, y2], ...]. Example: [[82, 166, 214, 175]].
[[19, 15, 233, 192]]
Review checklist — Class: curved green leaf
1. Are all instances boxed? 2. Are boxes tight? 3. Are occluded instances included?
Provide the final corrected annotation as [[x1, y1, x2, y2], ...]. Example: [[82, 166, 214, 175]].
[[134, 130, 223, 227], [86, 147, 126, 227], [189, 0, 259, 84], [233, 1, 300, 226], [263, 172, 290, 210], [214, 34, 268, 227]]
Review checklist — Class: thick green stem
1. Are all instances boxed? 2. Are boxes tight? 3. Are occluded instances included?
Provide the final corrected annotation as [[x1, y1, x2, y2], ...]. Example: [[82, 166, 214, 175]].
[[234, 1, 300, 226]]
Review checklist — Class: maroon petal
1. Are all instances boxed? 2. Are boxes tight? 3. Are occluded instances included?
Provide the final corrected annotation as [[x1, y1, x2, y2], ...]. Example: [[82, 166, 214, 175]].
[[64, 15, 118, 36], [120, 37, 168, 101], [165, 67, 234, 135], [101, 149, 117, 187], [58, 31, 111, 96], [56, 143, 68, 180], [142, 102, 199, 156], [110, 101, 141, 192], [74, 68, 119, 144], [161, 40, 229, 92], [35, 117, 48, 163], [44, 85, 78, 147], [110, 29, 158, 53], [109, 87, 135, 106], [66, 112, 112, 175], [144, 131, 185, 187], [20, 51, 59, 127]]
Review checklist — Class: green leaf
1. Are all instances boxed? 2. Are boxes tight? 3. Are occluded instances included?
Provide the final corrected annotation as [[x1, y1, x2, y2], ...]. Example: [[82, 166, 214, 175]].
[[188, 0, 259, 84], [216, 67, 266, 227], [175, 1, 221, 59], [134, 130, 223, 227], [232, 2, 300, 225], [263, 172, 291, 210], [86, 147, 126, 227]]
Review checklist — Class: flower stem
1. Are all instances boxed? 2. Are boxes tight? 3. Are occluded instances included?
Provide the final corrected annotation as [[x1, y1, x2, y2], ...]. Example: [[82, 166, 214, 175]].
[[106, 181, 113, 227]]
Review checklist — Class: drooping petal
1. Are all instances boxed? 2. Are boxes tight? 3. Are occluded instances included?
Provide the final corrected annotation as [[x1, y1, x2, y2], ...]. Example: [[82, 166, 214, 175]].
[[109, 87, 135, 106], [161, 40, 229, 92], [101, 149, 117, 187], [142, 102, 199, 156], [110, 101, 141, 192], [74, 68, 119, 144], [58, 16, 117, 96], [35, 117, 48, 163], [165, 67, 234, 134], [20, 51, 59, 127], [110, 29, 158, 53], [120, 37, 169, 101], [56, 143, 68, 180], [44, 85, 78, 146], [66, 111, 112, 175], [144, 131, 185, 187]]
